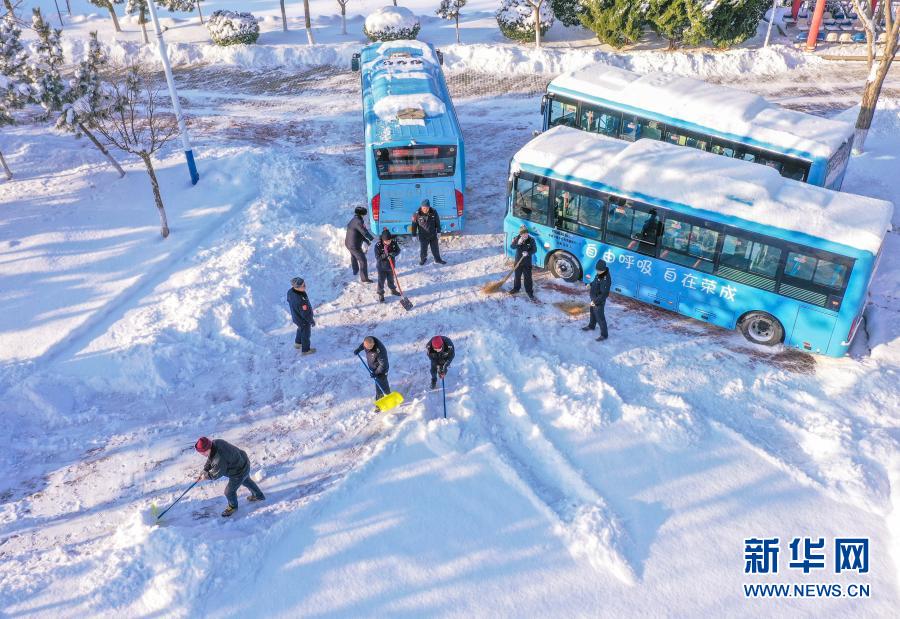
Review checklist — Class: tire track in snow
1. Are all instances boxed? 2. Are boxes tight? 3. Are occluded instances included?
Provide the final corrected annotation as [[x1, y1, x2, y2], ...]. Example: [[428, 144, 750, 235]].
[[457, 331, 635, 585]]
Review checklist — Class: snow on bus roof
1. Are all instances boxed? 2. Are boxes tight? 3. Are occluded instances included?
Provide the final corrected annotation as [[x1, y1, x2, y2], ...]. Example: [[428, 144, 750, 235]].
[[362, 40, 447, 123], [549, 65, 854, 159], [513, 126, 893, 255]]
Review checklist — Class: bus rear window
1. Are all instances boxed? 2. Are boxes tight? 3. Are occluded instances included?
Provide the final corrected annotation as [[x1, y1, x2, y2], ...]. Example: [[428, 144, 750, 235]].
[[374, 145, 457, 180]]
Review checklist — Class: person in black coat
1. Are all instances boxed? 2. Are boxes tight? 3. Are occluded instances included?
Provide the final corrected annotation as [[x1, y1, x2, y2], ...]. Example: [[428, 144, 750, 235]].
[[195, 436, 265, 517], [509, 225, 537, 299], [582, 259, 611, 341], [345, 206, 375, 283], [374, 229, 401, 303], [426, 335, 455, 389], [411, 200, 446, 266], [286, 277, 315, 354], [354, 336, 391, 407]]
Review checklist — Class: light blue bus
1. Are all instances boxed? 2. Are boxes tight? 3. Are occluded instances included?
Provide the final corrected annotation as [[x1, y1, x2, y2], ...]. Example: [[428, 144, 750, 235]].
[[352, 40, 465, 236], [505, 126, 893, 356], [542, 65, 854, 190]]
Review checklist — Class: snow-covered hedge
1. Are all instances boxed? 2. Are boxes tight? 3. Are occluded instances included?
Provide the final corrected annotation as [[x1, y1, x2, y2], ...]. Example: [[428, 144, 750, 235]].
[[496, 0, 554, 43], [207, 10, 260, 46], [364, 7, 421, 42]]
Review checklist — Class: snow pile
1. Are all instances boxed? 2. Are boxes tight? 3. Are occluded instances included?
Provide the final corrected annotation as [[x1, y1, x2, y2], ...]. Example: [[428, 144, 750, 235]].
[[363, 6, 421, 42], [373, 92, 446, 120], [206, 10, 260, 46], [496, 0, 554, 43]]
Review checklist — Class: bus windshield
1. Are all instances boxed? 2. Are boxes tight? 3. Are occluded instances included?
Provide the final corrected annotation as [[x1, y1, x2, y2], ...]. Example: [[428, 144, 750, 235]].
[[374, 145, 457, 180]]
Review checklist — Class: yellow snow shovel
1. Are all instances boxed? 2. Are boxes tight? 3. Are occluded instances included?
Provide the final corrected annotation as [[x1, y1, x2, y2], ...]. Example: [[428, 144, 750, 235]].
[[357, 353, 404, 412]]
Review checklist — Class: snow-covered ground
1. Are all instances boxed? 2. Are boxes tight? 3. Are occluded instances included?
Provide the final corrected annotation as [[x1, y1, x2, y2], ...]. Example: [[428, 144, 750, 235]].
[[2, 5, 900, 616]]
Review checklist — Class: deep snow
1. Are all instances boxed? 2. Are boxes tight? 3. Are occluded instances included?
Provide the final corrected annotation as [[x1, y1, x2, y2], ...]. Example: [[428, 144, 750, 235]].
[[2, 5, 900, 617]]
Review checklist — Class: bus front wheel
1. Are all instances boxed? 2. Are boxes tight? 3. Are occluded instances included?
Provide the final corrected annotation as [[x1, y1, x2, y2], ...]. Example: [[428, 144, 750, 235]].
[[739, 312, 784, 346], [548, 252, 582, 283]]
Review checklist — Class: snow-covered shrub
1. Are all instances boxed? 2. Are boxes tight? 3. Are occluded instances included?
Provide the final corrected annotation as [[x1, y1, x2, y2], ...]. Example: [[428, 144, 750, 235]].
[[206, 10, 260, 46], [496, 0, 554, 43], [363, 6, 421, 42]]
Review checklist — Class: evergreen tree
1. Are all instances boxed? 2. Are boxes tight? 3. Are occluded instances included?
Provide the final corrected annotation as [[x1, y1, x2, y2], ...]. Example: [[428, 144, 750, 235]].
[[436, 0, 466, 44], [161, 0, 202, 23], [57, 31, 125, 177], [646, 0, 703, 49], [28, 8, 66, 117], [579, 0, 645, 49], [87, 1, 125, 33], [551, 0, 586, 28], [1, 12, 29, 179], [126, 0, 150, 44], [694, 0, 768, 49]]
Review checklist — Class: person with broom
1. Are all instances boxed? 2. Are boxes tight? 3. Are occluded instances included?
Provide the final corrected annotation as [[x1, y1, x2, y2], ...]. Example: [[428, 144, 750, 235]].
[[582, 259, 611, 341], [354, 336, 392, 412], [509, 225, 537, 300], [374, 229, 402, 304], [195, 437, 265, 518], [425, 335, 455, 390]]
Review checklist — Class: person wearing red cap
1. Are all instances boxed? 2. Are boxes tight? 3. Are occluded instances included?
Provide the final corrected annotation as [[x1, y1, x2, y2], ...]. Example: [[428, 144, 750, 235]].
[[425, 335, 455, 390], [195, 437, 265, 517]]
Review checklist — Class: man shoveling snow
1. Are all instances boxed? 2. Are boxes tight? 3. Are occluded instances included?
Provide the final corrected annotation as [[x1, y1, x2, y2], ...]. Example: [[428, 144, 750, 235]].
[[195, 437, 265, 517]]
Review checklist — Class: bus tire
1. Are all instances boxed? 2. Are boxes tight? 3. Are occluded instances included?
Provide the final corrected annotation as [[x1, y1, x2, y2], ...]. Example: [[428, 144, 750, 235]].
[[739, 312, 784, 346], [548, 251, 582, 282]]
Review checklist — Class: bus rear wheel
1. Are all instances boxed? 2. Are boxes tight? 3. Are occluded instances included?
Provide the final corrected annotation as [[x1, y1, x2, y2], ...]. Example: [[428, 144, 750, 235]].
[[548, 252, 582, 283], [739, 312, 784, 346]]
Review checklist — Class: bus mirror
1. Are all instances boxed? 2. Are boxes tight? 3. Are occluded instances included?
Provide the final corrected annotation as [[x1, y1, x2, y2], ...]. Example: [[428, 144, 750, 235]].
[[533, 129, 542, 137], [351, 53, 360, 72], [540, 95, 549, 115], [436, 50, 444, 65]]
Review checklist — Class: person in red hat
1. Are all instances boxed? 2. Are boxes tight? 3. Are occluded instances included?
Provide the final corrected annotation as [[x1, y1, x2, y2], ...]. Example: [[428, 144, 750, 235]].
[[195, 437, 265, 517], [425, 335, 455, 390]]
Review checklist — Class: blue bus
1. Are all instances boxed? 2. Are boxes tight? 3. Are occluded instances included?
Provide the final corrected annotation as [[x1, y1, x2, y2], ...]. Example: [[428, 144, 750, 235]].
[[542, 65, 855, 190], [352, 40, 465, 236], [504, 126, 893, 356]]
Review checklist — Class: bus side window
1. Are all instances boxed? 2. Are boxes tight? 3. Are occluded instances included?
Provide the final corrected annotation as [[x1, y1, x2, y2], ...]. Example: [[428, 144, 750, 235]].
[[709, 141, 736, 158], [639, 118, 664, 141], [784, 251, 816, 280], [620, 116, 640, 142], [549, 99, 578, 128], [580, 104, 620, 137], [513, 176, 551, 225], [812, 258, 848, 289]]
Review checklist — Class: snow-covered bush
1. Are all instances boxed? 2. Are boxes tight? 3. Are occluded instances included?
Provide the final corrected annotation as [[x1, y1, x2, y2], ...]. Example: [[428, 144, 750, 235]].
[[496, 0, 554, 44], [207, 10, 260, 46], [363, 7, 421, 42]]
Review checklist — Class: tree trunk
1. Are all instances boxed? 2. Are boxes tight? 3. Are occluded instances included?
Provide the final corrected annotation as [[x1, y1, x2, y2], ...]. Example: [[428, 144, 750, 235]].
[[53, 0, 64, 25], [140, 10, 149, 44], [393, 0, 397, 5], [140, 152, 170, 238], [865, 30, 874, 70], [853, 37, 896, 153], [79, 122, 126, 178], [341, 6, 347, 35], [65, 0, 72, 15], [197, 3, 203, 24], [533, 5, 541, 49], [280, 0, 287, 32], [667, 38, 677, 51], [455, 14, 460, 44], [303, 0, 315, 44], [2, 0, 14, 16], [0, 151, 12, 180], [107, 3, 121, 32]]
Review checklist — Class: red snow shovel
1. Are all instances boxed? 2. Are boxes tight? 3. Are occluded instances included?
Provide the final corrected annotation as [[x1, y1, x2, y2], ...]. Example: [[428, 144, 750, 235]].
[[388, 257, 414, 311]]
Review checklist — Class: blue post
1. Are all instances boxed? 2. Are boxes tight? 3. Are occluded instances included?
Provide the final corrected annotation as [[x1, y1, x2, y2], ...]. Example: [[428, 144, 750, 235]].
[[185, 149, 199, 186]]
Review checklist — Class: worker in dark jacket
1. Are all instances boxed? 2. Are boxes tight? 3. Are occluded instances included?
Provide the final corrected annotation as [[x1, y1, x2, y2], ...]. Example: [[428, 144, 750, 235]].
[[582, 259, 611, 341], [286, 277, 315, 354], [354, 336, 391, 409], [411, 200, 446, 266], [195, 436, 265, 517], [426, 335, 455, 390], [374, 229, 401, 303], [345, 206, 375, 283], [509, 225, 537, 299]]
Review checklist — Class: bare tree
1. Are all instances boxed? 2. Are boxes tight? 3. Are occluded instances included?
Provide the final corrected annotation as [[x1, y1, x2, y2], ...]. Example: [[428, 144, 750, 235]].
[[87, 1, 123, 33], [336, 0, 349, 35], [850, 0, 899, 152], [93, 63, 179, 237], [302, 0, 315, 44], [527, 0, 547, 50]]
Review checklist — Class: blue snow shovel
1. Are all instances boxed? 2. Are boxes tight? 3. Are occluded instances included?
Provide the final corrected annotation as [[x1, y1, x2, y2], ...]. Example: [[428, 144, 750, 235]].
[[441, 376, 447, 419], [151, 478, 199, 523], [357, 353, 404, 412]]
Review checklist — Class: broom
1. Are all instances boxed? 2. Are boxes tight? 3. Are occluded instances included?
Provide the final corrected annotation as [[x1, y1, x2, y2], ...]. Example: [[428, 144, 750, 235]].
[[482, 255, 526, 294], [554, 301, 590, 316]]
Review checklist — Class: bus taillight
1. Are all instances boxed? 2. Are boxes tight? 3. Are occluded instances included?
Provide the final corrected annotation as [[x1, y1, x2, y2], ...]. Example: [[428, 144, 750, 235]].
[[372, 194, 380, 221], [455, 190, 464, 217]]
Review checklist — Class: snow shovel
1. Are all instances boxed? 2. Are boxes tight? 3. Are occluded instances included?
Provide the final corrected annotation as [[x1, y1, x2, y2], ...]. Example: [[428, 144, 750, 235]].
[[357, 353, 404, 412], [483, 255, 527, 294], [441, 376, 447, 420], [151, 478, 199, 523], [388, 257, 414, 311]]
